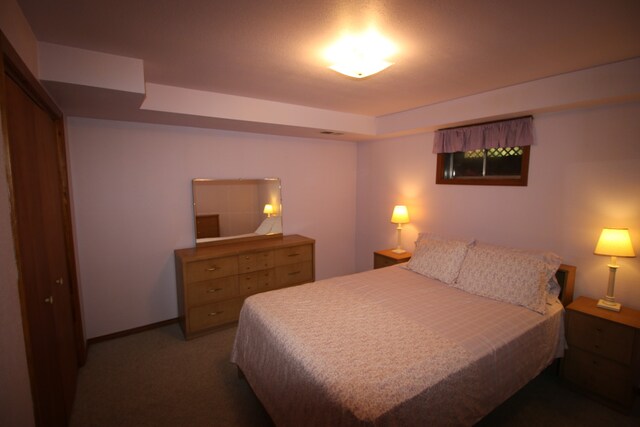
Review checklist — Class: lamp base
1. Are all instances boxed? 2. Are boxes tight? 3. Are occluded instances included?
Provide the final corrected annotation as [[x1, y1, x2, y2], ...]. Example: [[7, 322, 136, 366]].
[[391, 248, 407, 254], [597, 298, 621, 312]]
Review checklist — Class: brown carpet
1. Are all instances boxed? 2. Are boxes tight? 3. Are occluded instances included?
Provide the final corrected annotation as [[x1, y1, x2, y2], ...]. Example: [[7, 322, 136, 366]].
[[70, 323, 639, 426]]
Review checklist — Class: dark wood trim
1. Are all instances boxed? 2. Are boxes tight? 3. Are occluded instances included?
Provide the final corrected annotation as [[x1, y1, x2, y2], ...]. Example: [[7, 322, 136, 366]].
[[1, 31, 86, 365], [0, 30, 42, 424], [1, 29, 87, 425], [87, 318, 180, 344], [435, 145, 530, 186]]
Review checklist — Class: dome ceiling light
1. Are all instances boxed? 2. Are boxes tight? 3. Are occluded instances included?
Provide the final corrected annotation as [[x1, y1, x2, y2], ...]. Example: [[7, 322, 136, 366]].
[[324, 29, 396, 79]]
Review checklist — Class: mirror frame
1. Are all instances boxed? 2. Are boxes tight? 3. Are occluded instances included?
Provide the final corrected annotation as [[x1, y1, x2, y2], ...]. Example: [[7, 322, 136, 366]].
[[192, 178, 283, 247]]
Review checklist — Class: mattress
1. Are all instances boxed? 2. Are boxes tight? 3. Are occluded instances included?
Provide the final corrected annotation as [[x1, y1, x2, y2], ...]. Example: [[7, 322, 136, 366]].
[[231, 264, 565, 426]]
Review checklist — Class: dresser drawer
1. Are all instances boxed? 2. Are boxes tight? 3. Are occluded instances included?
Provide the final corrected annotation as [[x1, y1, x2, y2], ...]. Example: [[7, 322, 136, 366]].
[[238, 269, 275, 296], [175, 234, 315, 339], [276, 261, 313, 287], [185, 256, 238, 283], [186, 276, 238, 305], [275, 244, 313, 266], [188, 298, 243, 331], [567, 311, 635, 364], [258, 269, 278, 292], [564, 347, 633, 408], [238, 250, 274, 273]]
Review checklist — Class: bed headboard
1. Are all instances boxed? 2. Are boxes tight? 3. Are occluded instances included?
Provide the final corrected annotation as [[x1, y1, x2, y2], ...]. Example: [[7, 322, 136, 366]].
[[556, 264, 576, 307]]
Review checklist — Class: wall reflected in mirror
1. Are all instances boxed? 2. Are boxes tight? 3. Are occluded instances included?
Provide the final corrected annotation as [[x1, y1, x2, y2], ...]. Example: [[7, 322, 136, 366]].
[[192, 178, 282, 245]]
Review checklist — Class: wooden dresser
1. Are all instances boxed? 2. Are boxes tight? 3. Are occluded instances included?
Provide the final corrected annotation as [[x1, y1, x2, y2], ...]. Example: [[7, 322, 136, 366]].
[[175, 234, 315, 339], [563, 296, 640, 410]]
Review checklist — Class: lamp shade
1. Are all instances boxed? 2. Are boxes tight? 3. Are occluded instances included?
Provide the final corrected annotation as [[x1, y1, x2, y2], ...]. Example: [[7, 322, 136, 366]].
[[594, 228, 636, 257], [263, 204, 274, 215], [391, 205, 409, 224]]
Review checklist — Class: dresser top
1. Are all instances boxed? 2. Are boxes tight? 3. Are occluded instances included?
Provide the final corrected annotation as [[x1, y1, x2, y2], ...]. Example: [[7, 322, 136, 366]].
[[175, 234, 314, 261], [568, 296, 640, 329]]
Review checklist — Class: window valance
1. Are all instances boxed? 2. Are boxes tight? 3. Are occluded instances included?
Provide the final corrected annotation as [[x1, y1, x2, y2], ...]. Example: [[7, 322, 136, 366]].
[[433, 116, 534, 154]]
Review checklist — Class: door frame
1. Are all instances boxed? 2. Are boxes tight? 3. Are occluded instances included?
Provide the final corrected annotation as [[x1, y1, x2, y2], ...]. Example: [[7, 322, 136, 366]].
[[0, 29, 86, 421]]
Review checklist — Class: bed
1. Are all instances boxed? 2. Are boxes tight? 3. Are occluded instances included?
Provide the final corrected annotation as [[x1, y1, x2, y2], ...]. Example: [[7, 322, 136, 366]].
[[196, 216, 283, 244], [231, 234, 576, 426]]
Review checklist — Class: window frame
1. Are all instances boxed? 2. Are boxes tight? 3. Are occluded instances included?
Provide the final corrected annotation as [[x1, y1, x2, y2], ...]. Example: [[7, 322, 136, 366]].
[[435, 145, 530, 186]]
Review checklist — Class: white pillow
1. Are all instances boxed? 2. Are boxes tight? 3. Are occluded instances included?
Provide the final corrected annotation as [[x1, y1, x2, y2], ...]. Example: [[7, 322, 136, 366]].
[[406, 234, 473, 284], [453, 243, 562, 314]]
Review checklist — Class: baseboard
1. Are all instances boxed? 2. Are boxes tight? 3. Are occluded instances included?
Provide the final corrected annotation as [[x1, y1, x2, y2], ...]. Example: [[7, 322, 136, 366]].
[[87, 318, 179, 345]]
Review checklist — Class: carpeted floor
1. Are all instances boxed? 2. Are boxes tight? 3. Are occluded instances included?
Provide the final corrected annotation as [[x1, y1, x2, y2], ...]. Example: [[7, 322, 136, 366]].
[[70, 323, 639, 426]]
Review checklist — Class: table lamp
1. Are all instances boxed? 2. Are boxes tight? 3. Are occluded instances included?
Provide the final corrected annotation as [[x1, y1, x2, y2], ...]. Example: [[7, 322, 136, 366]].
[[263, 204, 274, 218], [593, 227, 636, 312], [391, 205, 410, 254]]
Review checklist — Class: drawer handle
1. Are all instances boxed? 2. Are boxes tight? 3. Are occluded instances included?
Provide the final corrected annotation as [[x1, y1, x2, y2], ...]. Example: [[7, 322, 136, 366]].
[[208, 311, 222, 316], [244, 256, 250, 260], [595, 328, 603, 333], [207, 288, 223, 293], [288, 271, 301, 276], [206, 266, 219, 272], [287, 253, 300, 257]]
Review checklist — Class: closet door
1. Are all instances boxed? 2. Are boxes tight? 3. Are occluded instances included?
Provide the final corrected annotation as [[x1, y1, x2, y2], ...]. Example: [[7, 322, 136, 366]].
[[5, 73, 78, 425]]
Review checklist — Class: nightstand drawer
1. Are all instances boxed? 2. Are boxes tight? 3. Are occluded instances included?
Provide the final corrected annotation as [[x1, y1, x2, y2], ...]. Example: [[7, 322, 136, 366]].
[[374, 253, 399, 268], [567, 311, 635, 364], [564, 347, 634, 408]]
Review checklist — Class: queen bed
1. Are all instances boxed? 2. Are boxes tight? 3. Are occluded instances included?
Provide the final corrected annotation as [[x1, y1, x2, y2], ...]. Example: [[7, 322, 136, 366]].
[[231, 234, 576, 426]]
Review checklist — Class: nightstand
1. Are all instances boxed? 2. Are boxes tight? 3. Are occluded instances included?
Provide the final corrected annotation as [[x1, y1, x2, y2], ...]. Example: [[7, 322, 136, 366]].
[[563, 296, 640, 411], [373, 249, 411, 269]]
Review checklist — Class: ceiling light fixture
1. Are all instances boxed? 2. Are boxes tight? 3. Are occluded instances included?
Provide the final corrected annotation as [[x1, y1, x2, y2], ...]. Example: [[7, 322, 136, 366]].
[[325, 29, 396, 79]]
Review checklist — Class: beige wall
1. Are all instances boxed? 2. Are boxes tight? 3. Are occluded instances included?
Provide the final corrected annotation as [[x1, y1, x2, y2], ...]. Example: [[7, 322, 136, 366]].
[[66, 118, 358, 338], [356, 101, 640, 309]]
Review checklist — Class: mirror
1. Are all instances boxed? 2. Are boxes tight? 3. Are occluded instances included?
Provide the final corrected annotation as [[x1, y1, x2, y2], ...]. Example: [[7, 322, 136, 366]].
[[192, 178, 282, 246]]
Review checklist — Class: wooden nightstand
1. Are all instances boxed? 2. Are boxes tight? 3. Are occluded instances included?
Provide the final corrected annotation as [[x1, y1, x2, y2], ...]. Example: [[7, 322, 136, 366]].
[[563, 296, 640, 411], [373, 249, 411, 269]]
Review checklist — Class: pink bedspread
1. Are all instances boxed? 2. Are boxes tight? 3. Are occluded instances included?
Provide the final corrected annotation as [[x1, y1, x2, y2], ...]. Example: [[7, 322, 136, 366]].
[[231, 265, 564, 426]]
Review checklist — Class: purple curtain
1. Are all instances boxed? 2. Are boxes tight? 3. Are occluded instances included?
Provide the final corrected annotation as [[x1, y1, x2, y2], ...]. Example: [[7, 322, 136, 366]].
[[432, 117, 534, 154]]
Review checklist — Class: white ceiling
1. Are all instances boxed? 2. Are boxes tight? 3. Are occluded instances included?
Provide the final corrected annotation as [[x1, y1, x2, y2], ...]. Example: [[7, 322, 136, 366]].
[[16, 0, 640, 133]]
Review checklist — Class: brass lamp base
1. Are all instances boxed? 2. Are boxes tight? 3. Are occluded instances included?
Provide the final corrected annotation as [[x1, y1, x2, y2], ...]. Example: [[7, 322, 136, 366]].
[[597, 298, 621, 312]]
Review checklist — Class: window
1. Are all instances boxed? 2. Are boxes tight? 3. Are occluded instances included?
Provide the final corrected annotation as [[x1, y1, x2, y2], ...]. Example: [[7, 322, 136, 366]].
[[436, 145, 530, 186], [432, 116, 533, 186]]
